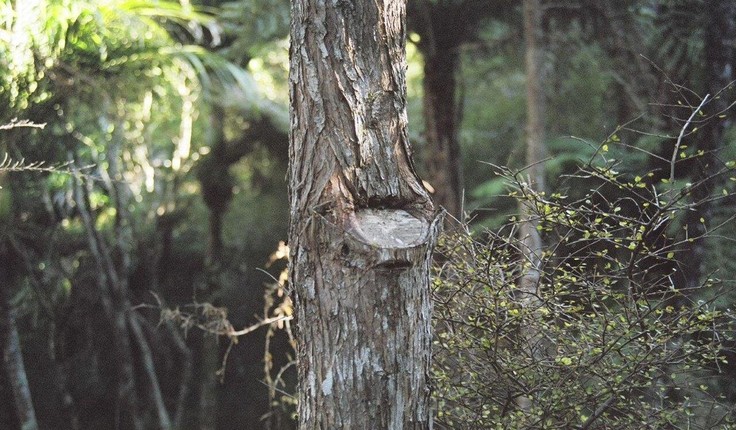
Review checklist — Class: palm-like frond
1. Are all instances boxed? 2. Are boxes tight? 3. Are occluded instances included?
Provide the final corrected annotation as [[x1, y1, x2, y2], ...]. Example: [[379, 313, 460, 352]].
[[218, 0, 289, 59], [0, 0, 260, 119]]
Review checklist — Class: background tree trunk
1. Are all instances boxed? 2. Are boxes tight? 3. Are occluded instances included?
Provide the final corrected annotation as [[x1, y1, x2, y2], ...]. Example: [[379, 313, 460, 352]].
[[680, 0, 735, 293], [0, 160, 38, 430], [0, 252, 39, 430], [408, 0, 513, 221], [196, 103, 230, 430], [423, 45, 463, 219], [288, 0, 441, 428], [517, 0, 546, 411], [519, 0, 545, 299]]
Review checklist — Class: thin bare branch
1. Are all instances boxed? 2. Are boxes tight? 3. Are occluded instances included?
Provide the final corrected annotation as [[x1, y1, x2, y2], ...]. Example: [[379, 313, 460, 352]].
[[671, 94, 710, 183]]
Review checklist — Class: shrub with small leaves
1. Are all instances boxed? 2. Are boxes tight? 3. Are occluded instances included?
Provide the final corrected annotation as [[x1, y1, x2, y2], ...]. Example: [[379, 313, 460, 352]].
[[432, 142, 736, 429]]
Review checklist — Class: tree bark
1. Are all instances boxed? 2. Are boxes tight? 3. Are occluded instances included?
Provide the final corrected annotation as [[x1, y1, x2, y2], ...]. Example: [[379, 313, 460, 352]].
[[288, 0, 441, 428]]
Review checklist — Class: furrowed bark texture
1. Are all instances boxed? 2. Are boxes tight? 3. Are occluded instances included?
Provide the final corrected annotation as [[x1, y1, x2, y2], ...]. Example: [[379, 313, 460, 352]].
[[288, 0, 440, 428]]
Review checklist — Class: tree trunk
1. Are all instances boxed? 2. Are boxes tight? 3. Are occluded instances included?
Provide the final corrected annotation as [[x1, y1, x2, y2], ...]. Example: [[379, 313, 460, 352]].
[[423, 47, 463, 219], [196, 104, 229, 430], [0, 253, 39, 430], [72, 176, 144, 430], [202, 103, 229, 271], [288, 0, 441, 428], [517, 0, 546, 411], [408, 0, 505, 221], [522, 0, 546, 195], [681, 0, 735, 293], [519, 0, 545, 299], [1, 136, 39, 430]]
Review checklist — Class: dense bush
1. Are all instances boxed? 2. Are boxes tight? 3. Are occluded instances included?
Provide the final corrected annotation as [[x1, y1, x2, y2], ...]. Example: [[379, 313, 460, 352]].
[[432, 142, 736, 429]]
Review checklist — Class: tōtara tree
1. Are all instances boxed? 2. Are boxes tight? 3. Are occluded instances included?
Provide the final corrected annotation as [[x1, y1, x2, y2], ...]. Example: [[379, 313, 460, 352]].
[[288, 0, 441, 428]]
